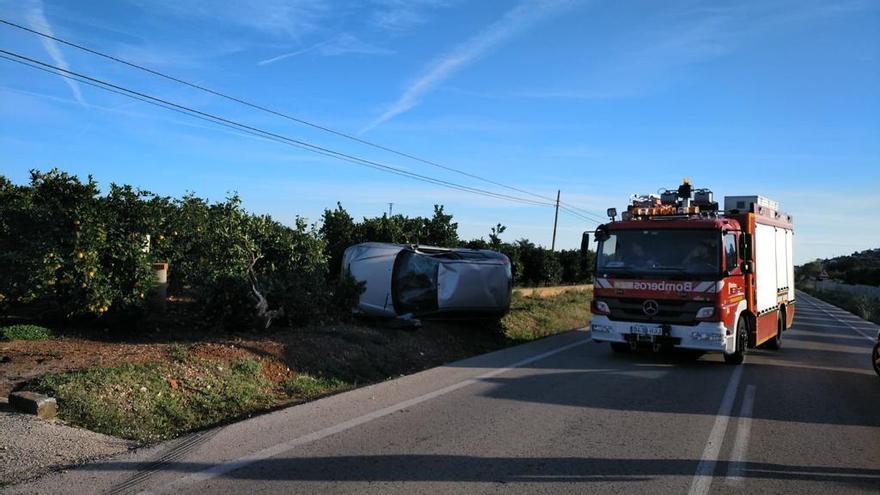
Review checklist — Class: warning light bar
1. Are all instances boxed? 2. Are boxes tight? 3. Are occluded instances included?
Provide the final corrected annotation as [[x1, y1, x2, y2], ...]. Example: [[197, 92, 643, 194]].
[[628, 205, 701, 217]]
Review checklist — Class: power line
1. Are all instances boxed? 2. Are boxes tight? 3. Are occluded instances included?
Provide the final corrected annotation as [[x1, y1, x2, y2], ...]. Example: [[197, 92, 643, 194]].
[[0, 17, 608, 223], [1, 54, 602, 231], [0, 49, 602, 227]]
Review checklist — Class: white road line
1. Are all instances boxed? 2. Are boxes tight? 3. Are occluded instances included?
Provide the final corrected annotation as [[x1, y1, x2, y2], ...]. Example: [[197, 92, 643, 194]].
[[687, 365, 743, 495], [725, 384, 756, 485], [798, 293, 875, 343], [142, 334, 593, 495]]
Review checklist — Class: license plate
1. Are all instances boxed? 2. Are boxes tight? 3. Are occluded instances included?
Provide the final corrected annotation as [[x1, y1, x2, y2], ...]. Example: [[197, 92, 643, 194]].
[[630, 325, 663, 336]]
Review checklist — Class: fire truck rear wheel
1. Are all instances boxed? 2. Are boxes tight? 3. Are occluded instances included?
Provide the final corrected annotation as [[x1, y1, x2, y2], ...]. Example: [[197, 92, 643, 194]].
[[610, 342, 630, 353], [724, 317, 747, 365], [766, 311, 783, 350]]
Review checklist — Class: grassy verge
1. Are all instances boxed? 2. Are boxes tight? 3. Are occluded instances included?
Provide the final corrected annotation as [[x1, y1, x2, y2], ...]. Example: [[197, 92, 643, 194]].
[[32, 356, 281, 442], [21, 290, 591, 443], [501, 289, 591, 341], [1, 324, 53, 341], [801, 286, 880, 325]]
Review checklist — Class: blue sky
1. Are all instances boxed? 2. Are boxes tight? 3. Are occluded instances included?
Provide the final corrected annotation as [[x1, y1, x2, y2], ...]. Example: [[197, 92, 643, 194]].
[[1, 0, 878, 264]]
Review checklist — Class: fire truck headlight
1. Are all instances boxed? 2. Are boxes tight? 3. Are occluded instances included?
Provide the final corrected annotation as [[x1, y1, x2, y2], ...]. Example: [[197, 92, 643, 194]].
[[695, 307, 715, 319], [594, 301, 610, 314]]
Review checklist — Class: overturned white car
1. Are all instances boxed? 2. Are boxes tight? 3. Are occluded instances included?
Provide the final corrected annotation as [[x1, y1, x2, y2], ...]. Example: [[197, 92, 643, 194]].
[[341, 242, 512, 319]]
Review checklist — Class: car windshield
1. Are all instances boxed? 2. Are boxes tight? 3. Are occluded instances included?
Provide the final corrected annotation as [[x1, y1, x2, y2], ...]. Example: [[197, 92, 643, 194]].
[[597, 229, 721, 278], [392, 250, 439, 314]]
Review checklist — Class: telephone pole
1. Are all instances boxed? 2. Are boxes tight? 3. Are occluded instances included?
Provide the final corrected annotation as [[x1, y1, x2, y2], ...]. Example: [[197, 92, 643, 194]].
[[388, 202, 393, 216], [551, 189, 560, 251]]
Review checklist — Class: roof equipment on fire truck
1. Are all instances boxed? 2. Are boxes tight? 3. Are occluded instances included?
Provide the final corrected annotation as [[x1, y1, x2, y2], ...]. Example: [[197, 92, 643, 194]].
[[625, 179, 715, 219]]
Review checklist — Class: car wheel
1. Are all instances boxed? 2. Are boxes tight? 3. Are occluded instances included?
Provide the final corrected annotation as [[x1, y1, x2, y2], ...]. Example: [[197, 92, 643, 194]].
[[610, 342, 630, 353], [873, 341, 880, 377], [724, 316, 747, 365]]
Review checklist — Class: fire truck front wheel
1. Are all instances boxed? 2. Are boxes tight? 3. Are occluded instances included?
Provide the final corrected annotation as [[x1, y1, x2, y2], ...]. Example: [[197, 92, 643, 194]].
[[724, 317, 748, 365]]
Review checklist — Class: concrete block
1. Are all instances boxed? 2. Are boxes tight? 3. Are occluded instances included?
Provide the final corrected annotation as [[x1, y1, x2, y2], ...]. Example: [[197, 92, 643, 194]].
[[9, 391, 57, 419]]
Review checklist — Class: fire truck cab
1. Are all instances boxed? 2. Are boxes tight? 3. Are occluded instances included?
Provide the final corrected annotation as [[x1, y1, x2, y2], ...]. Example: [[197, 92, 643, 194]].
[[589, 180, 795, 365]]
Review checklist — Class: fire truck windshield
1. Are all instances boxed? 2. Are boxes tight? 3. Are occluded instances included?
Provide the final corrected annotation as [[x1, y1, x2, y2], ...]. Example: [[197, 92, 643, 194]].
[[596, 229, 721, 279]]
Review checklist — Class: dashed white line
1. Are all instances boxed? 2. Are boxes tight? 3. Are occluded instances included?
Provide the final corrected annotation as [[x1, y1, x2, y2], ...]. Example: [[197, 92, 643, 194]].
[[725, 384, 756, 485], [798, 293, 876, 343], [687, 365, 743, 495]]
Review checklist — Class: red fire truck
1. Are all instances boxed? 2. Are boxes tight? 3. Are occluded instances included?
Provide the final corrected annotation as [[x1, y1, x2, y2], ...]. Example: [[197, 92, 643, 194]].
[[589, 180, 795, 364]]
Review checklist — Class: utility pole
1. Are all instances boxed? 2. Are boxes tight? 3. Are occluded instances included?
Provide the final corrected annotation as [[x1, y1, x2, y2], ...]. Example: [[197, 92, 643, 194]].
[[388, 202, 393, 216], [551, 189, 560, 251]]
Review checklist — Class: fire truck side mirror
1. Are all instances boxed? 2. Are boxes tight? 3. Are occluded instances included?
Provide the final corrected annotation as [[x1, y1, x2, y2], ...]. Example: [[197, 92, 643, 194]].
[[740, 233, 753, 261], [580, 232, 590, 253]]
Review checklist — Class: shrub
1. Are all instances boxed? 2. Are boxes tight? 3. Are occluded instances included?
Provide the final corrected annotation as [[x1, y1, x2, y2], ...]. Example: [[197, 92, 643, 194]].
[[0, 324, 53, 341], [516, 239, 562, 286], [0, 170, 154, 318], [804, 288, 880, 325]]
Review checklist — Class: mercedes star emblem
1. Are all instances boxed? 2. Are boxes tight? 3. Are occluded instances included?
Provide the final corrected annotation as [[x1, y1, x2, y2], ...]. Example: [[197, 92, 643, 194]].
[[642, 299, 659, 316]]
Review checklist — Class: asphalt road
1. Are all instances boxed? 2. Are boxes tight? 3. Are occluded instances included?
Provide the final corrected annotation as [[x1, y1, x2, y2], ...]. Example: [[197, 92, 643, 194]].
[[7, 290, 879, 495]]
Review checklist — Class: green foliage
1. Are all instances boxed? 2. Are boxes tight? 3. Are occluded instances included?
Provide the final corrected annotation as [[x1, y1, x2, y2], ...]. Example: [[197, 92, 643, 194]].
[[320, 202, 358, 277], [501, 290, 592, 340], [331, 271, 366, 320], [488, 223, 506, 250], [0, 324, 54, 341], [0, 170, 154, 318], [33, 357, 275, 442], [319, 203, 461, 276], [0, 169, 345, 329], [515, 239, 562, 286], [466, 224, 592, 287], [2, 168, 594, 330], [797, 249, 880, 286], [802, 287, 880, 325], [283, 373, 349, 399], [423, 205, 459, 246]]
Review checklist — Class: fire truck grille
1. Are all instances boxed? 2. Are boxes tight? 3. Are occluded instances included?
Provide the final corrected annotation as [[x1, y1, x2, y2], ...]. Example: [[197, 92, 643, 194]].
[[606, 297, 703, 325]]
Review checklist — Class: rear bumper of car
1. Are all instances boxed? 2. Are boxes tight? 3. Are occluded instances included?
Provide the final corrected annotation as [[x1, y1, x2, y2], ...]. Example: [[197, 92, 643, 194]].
[[589, 315, 734, 353]]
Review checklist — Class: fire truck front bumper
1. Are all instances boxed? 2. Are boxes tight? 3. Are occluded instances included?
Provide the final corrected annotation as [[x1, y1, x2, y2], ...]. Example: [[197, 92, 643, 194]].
[[589, 315, 734, 353]]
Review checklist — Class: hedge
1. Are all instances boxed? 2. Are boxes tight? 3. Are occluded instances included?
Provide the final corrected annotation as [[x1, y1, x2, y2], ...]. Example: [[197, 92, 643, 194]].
[[1, 169, 594, 331]]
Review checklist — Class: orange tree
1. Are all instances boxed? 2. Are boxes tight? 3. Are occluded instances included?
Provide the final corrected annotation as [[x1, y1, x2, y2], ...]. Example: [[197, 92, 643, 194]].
[[150, 194, 340, 329], [0, 170, 154, 318]]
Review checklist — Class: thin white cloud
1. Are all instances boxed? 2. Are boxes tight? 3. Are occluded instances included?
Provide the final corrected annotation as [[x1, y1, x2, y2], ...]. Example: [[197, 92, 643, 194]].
[[369, 0, 456, 32], [258, 34, 394, 66], [23, 0, 87, 107], [361, 0, 579, 133], [130, 0, 330, 40]]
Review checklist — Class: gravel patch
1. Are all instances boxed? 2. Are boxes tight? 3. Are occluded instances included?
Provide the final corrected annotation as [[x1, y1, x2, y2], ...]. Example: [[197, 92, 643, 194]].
[[0, 399, 135, 487]]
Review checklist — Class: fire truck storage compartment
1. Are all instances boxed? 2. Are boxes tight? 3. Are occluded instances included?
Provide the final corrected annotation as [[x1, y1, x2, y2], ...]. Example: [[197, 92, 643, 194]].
[[754, 222, 793, 314]]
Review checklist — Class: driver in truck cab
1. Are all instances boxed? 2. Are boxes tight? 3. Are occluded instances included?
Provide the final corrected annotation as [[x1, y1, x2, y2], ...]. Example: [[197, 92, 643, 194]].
[[682, 239, 716, 271], [625, 240, 659, 269]]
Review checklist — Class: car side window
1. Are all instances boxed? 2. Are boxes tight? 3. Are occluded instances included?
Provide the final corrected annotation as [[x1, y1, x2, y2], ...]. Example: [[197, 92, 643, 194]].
[[724, 233, 737, 272]]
